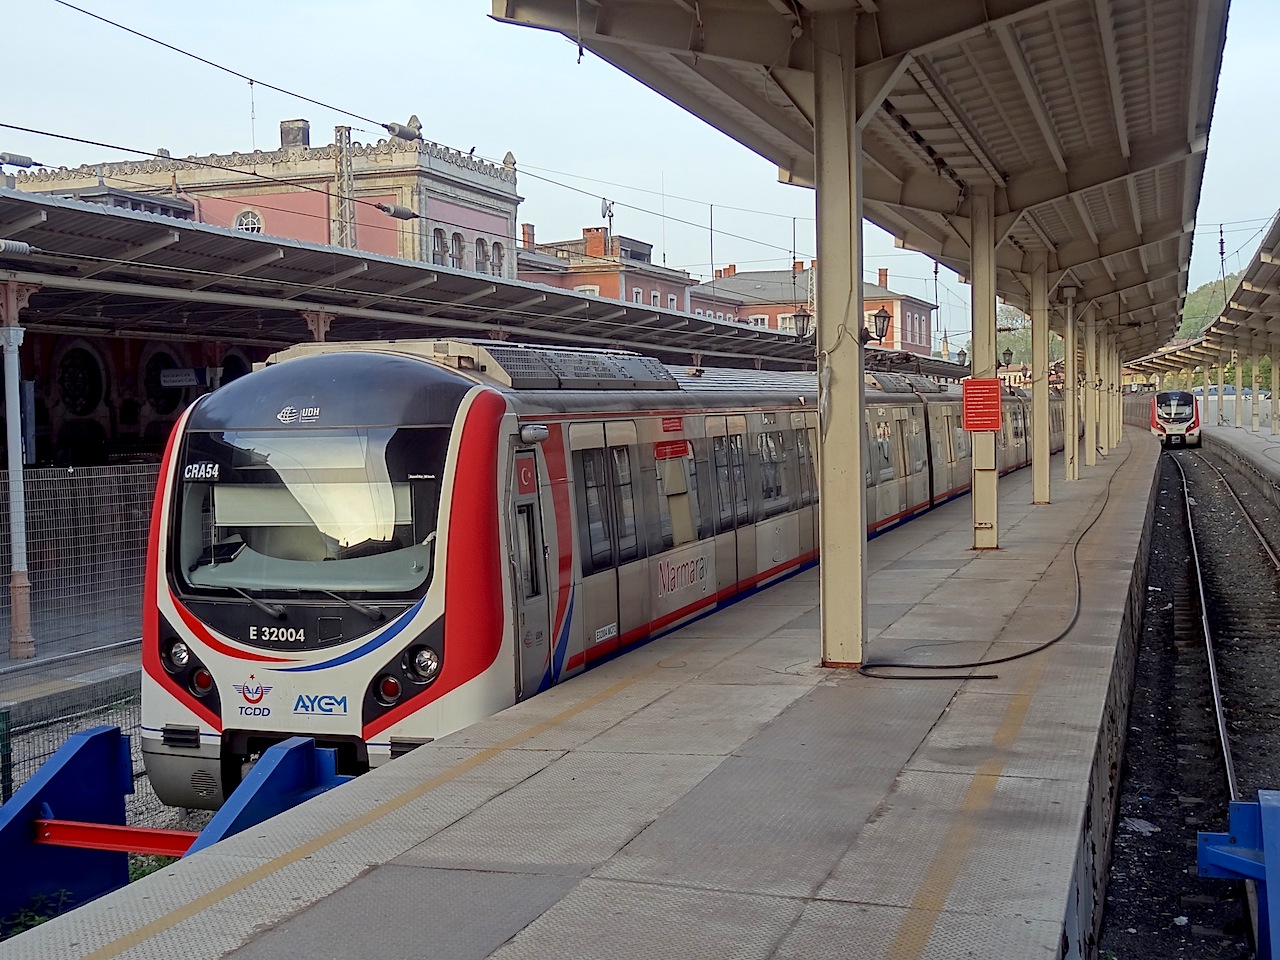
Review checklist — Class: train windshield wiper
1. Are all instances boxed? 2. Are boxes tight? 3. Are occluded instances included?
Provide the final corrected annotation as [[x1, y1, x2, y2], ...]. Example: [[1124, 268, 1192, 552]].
[[321, 590, 385, 621], [230, 586, 286, 620]]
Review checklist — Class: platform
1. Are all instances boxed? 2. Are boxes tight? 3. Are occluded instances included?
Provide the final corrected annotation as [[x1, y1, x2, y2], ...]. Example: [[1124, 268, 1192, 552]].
[[4, 427, 1160, 960]]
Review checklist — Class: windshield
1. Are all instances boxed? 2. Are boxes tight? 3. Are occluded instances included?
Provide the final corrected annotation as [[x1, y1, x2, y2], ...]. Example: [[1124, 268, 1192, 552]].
[[1156, 392, 1195, 423], [174, 427, 449, 596]]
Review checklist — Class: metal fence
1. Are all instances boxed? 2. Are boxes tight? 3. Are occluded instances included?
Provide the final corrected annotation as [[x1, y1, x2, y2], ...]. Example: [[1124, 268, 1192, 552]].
[[0, 464, 168, 819], [0, 463, 158, 653]]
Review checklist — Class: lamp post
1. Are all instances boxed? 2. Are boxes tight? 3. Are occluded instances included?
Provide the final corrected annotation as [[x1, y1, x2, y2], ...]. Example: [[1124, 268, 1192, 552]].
[[792, 304, 813, 340], [860, 306, 891, 345], [956, 347, 968, 367]]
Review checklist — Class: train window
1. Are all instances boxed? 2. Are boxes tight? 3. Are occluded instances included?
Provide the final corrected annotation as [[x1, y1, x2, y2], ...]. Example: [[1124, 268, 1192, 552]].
[[175, 427, 446, 598], [515, 504, 540, 599], [796, 429, 816, 505], [951, 416, 970, 460], [729, 433, 749, 522], [611, 447, 640, 563], [710, 433, 750, 530], [871, 419, 896, 482], [758, 431, 790, 516], [577, 448, 614, 575], [942, 414, 956, 464], [655, 454, 700, 548]]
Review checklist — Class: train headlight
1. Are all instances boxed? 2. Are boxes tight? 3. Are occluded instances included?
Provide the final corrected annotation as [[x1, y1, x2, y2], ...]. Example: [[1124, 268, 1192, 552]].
[[408, 646, 441, 683], [167, 640, 191, 670], [191, 667, 215, 697], [377, 675, 402, 705]]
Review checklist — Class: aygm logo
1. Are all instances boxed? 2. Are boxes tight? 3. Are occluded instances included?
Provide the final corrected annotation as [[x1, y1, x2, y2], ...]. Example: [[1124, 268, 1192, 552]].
[[233, 675, 273, 716], [294, 694, 348, 715]]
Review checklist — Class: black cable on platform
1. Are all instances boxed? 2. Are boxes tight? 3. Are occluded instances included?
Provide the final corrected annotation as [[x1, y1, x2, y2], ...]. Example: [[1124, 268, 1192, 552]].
[[858, 431, 1134, 680]]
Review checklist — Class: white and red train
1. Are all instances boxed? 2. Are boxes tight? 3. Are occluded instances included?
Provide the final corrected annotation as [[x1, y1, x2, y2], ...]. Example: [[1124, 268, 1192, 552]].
[[142, 339, 1065, 808], [1148, 389, 1202, 447]]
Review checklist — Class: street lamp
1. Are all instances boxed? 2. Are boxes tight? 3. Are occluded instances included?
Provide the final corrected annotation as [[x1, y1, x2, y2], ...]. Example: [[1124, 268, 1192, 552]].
[[956, 347, 968, 367], [792, 305, 813, 340], [860, 306, 891, 345], [1000, 347, 1014, 368]]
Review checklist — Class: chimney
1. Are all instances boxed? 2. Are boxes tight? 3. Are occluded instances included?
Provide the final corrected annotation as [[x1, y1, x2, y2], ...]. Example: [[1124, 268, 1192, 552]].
[[877, 267, 889, 288], [793, 260, 803, 274], [725, 264, 736, 277], [521, 223, 535, 249], [583, 226, 607, 258], [714, 268, 723, 280], [280, 119, 311, 149]]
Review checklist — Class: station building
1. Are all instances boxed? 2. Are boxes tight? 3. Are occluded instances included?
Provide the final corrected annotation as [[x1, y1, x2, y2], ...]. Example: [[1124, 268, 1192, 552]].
[[515, 223, 693, 314], [8, 120, 521, 465], [691, 263, 937, 354]]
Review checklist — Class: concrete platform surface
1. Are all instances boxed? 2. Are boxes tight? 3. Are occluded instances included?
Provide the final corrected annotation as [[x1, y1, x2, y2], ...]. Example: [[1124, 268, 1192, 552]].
[[4, 429, 1159, 960]]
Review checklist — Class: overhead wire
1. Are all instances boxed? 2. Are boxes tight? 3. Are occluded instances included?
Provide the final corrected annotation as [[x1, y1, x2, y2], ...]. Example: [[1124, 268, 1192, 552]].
[[29, 0, 820, 266]]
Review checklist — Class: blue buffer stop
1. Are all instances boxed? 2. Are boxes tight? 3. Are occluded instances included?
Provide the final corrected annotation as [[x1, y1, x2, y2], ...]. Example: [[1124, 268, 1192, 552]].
[[1199, 789, 1280, 959]]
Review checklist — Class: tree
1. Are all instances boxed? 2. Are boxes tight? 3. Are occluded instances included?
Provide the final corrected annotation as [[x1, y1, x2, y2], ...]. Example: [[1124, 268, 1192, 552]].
[[1178, 272, 1241, 339], [961, 304, 1063, 365]]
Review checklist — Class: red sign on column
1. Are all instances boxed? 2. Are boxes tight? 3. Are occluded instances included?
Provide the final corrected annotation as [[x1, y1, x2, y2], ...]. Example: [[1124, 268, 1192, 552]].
[[515, 454, 537, 495], [962, 378, 1004, 431]]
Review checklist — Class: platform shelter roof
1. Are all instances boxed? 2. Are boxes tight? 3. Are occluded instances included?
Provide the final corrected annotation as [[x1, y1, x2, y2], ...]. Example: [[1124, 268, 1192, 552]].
[[0, 189, 814, 371], [493, 0, 1230, 361], [1130, 211, 1280, 377]]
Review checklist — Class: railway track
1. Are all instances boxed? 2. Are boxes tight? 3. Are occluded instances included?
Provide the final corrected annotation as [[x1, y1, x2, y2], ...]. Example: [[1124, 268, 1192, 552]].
[[1175, 449, 1280, 805], [1099, 450, 1264, 959]]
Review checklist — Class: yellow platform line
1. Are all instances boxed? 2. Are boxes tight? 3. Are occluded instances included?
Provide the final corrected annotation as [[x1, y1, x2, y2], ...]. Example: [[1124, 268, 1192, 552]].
[[886, 660, 1048, 957]]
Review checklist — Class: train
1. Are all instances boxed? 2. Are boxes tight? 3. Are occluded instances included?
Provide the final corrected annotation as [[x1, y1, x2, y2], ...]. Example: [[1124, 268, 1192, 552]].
[[1149, 389, 1202, 447], [141, 338, 1067, 808]]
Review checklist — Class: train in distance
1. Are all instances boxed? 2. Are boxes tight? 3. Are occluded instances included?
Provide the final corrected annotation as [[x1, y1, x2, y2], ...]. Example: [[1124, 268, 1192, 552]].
[[1149, 389, 1202, 447], [141, 338, 1067, 809]]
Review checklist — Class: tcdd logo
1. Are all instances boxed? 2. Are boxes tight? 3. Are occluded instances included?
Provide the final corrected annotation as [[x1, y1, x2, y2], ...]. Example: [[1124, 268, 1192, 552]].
[[294, 694, 348, 715], [233, 675, 273, 717]]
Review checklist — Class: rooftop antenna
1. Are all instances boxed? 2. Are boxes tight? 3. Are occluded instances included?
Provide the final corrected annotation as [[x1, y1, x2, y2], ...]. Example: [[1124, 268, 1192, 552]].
[[601, 197, 614, 240]]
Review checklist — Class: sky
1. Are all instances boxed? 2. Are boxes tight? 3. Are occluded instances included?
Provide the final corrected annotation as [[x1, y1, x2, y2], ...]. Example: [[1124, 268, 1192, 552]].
[[3, 0, 1278, 353]]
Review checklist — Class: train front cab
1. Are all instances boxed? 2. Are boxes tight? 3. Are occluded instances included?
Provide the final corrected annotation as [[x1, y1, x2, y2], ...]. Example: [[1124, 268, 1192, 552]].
[[1151, 390, 1201, 447]]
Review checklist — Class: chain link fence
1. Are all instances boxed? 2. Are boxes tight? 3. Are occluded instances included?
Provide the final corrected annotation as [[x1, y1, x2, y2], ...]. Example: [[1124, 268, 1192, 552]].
[[0, 464, 189, 827], [0, 464, 157, 652]]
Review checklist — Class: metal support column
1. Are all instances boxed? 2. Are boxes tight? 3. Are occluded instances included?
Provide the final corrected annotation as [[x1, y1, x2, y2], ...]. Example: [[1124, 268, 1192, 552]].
[[1217, 354, 1226, 425], [1063, 287, 1079, 480], [1084, 309, 1098, 467], [1030, 252, 1050, 503], [1098, 331, 1113, 453], [813, 12, 867, 667], [1, 281, 37, 659], [1253, 350, 1261, 432], [1233, 349, 1242, 428], [970, 186, 999, 548], [1272, 340, 1279, 435]]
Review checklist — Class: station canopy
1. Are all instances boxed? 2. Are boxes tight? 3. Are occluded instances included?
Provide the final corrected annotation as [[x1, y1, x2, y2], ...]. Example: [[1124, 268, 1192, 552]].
[[494, 0, 1230, 360], [0, 189, 816, 371], [1129, 211, 1280, 378]]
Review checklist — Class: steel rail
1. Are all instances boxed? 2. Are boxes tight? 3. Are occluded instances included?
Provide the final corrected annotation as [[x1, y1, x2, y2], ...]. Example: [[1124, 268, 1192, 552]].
[[1191, 451, 1280, 571], [1169, 453, 1239, 802]]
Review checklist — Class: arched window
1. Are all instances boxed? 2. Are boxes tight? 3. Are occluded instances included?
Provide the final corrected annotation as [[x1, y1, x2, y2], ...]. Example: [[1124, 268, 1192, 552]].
[[432, 229, 447, 265], [475, 238, 489, 274], [234, 210, 263, 233], [450, 233, 464, 269], [491, 242, 505, 277]]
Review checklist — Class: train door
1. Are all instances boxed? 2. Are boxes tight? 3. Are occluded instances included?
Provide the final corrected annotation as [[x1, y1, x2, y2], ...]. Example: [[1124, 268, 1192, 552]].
[[706, 415, 750, 594], [511, 451, 551, 699], [568, 422, 640, 664]]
